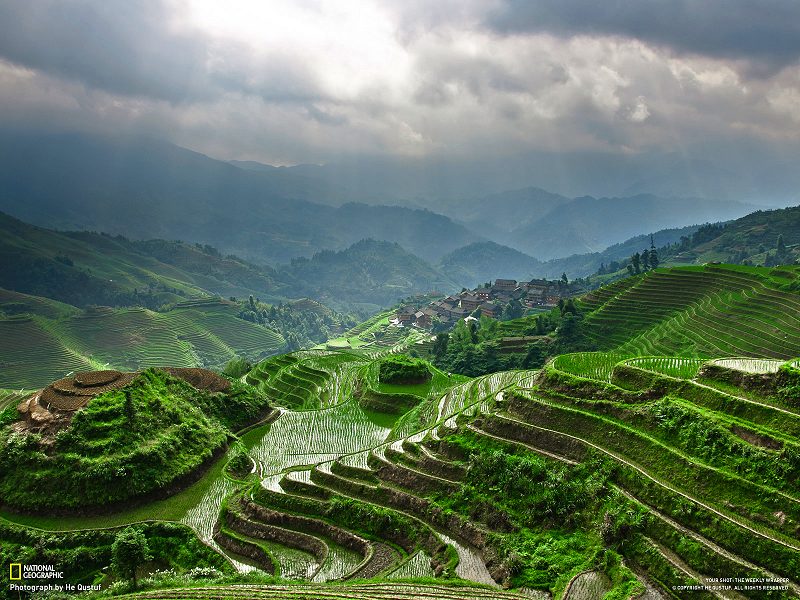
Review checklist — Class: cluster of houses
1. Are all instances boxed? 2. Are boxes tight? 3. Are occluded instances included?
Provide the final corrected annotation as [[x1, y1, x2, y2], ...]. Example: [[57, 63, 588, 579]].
[[392, 278, 565, 330]]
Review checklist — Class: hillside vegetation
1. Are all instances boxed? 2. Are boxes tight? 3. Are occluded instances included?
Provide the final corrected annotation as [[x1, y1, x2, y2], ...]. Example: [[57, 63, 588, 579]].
[[278, 239, 459, 312], [0, 368, 269, 510], [0, 211, 464, 313], [0, 211, 285, 309]]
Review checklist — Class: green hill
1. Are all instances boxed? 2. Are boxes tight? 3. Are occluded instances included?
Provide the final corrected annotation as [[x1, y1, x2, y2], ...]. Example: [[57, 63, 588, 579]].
[[0, 368, 269, 511], [425, 263, 800, 380], [579, 264, 800, 358], [0, 210, 286, 309], [3, 348, 796, 598], [538, 204, 800, 281], [0, 296, 286, 389], [437, 241, 540, 289], [669, 204, 800, 265], [279, 239, 459, 313], [0, 211, 465, 315]]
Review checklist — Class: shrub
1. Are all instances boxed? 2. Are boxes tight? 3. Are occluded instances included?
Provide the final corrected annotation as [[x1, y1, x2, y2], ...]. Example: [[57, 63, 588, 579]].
[[378, 354, 432, 384]]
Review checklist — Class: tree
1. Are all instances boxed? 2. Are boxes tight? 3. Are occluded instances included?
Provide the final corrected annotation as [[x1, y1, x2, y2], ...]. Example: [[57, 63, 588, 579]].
[[522, 343, 546, 368], [777, 234, 787, 260], [432, 332, 449, 358], [631, 253, 641, 274], [503, 298, 523, 320], [641, 249, 650, 271], [449, 320, 474, 349], [535, 314, 547, 335], [649, 247, 659, 269], [561, 272, 569, 285], [112, 527, 152, 590], [223, 356, 252, 378], [477, 315, 498, 341]]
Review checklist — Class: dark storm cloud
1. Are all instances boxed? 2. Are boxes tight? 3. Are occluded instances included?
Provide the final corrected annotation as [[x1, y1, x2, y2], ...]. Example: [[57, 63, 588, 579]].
[[487, 1, 800, 72], [0, 0, 798, 195], [0, 0, 210, 102]]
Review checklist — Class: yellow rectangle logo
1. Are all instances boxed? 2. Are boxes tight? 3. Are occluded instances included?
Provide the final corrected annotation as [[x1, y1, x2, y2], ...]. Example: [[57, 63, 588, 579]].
[[9, 563, 22, 580]]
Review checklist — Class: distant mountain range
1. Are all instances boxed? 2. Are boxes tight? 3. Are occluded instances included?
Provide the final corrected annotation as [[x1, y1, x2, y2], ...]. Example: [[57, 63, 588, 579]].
[[431, 186, 753, 260], [0, 131, 766, 269], [505, 193, 753, 259], [236, 150, 799, 206], [0, 132, 479, 265], [2, 203, 798, 319]]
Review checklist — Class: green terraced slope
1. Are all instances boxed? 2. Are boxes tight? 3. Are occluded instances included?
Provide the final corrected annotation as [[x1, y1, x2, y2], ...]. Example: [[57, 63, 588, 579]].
[[580, 264, 800, 359], [0, 300, 286, 389], [4, 333, 800, 599]]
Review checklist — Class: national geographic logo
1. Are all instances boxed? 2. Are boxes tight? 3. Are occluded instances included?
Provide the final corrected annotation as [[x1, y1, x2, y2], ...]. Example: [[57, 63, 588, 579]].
[[7, 563, 64, 580]]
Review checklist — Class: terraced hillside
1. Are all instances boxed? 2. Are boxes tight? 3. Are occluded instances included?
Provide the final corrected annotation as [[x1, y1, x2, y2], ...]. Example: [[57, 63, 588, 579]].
[[580, 264, 800, 359], [3, 330, 800, 598], [0, 299, 286, 389]]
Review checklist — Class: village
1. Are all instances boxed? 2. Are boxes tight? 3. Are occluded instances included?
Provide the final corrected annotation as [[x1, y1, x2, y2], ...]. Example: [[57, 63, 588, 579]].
[[391, 277, 569, 330]]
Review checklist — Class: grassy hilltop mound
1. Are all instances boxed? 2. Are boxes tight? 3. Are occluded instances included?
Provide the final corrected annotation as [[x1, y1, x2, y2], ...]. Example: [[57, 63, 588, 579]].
[[0, 368, 269, 511]]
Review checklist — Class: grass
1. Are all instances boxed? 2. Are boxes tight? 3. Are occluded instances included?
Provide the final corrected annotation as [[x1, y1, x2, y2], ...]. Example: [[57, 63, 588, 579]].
[[0, 446, 231, 531], [0, 317, 97, 388]]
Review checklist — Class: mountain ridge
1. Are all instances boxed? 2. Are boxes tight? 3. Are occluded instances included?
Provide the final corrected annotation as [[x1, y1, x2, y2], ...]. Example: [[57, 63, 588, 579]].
[[0, 131, 479, 264]]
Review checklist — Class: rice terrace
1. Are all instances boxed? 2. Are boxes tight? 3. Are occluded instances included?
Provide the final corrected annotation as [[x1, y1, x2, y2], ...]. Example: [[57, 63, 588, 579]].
[[0, 264, 799, 599], [3, 4, 800, 598]]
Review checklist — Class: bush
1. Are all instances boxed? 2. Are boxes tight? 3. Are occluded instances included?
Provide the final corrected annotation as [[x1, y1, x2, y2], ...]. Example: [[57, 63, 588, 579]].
[[223, 357, 253, 379], [112, 527, 152, 590], [226, 450, 253, 478], [378, 354, 432, 384]]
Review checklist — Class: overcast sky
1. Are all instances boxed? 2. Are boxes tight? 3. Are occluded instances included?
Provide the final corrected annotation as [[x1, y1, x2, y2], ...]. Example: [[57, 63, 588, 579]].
[[1, 0, 799, 193]]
